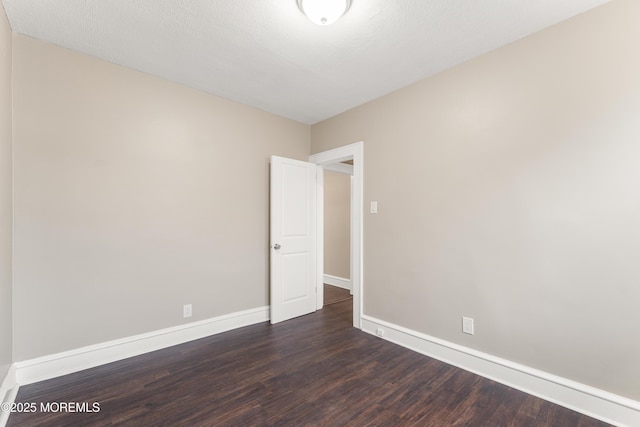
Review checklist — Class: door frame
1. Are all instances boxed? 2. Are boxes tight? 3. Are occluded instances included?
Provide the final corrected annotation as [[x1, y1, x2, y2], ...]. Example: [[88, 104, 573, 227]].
[[309, 141, 363, 329]]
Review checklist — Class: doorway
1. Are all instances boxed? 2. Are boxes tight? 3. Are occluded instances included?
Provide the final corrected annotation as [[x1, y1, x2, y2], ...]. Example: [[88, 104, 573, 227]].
[[323, 167, 352, 303], [309, 141, 363, 329]]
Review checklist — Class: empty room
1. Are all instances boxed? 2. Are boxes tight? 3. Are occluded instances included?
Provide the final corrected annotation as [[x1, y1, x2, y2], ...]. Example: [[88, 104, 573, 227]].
[[1, 0, 639, 426]]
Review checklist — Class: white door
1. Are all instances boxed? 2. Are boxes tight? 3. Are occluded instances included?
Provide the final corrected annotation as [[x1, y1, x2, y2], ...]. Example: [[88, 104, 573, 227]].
[[270, 156, 317, 324]]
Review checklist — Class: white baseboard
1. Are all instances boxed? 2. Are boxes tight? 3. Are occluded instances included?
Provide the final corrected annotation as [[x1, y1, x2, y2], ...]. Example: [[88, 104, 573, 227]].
[[15, 306, 270, 386], [0, 364, 18, 427], [323, 274, 351, 291], [362, 315, 640, 427]]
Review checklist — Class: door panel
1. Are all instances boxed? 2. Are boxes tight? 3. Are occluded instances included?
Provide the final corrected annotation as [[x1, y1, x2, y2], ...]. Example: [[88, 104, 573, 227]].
[[270, 156, 317, 324], [282, 253, 310, 301]]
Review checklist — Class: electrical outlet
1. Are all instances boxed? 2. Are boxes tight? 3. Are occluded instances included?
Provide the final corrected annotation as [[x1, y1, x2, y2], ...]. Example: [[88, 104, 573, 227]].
[[376, 328, 384, 337], [183, 304, 192, 318], [462, 317, 474, 335]]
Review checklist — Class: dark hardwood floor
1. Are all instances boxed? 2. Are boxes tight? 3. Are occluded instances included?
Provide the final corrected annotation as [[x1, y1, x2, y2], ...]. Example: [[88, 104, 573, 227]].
[[8, 300, 610, 426], [323, 283, 352, 305]]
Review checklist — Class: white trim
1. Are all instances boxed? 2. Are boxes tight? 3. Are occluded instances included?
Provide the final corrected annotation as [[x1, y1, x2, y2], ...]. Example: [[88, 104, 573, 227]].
[[0, 364, 16, 398], [0, 364, 18, 427], [15, 306, 269, 386], [323, 274, 351, 291], [362, 315, 640, 427], [315, 165, 325, 310], [0, 364, 16, 402], [310, 141, 363, 329]]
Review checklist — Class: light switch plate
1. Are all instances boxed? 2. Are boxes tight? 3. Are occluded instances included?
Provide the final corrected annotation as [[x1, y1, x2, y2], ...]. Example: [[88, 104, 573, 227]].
[[370, 201, 378, 214], [183, 304, 193, 318], [462, 317, 474, 335]]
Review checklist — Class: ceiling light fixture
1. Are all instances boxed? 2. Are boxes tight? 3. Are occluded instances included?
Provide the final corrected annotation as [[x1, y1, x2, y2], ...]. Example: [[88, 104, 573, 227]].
[[297, 0, 352, 26]]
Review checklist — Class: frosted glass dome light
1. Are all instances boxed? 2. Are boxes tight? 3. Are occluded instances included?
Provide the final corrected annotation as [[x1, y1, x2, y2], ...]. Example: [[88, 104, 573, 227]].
[[297, 0, 352, 25]]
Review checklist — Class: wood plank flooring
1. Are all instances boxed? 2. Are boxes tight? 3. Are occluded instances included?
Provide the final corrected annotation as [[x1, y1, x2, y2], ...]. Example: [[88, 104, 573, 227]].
[[323, 284, 352, 305], [8, 300, 611, 426]]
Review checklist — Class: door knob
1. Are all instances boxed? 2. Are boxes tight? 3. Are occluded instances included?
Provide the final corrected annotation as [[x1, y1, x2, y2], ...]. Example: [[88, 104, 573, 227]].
[[273, 243, 281, 250]]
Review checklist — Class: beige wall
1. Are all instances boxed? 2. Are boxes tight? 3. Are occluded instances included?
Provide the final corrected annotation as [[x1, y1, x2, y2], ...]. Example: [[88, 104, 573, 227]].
[[311, 0, 640, 401], [324, 171, 350, 279], [0, 6, 12, 378], [12, 35, 310, 360]]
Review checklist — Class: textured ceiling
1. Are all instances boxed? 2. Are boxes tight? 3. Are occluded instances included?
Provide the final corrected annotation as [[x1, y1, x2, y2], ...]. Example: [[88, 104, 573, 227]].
[[2, 0, 610, 124]]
